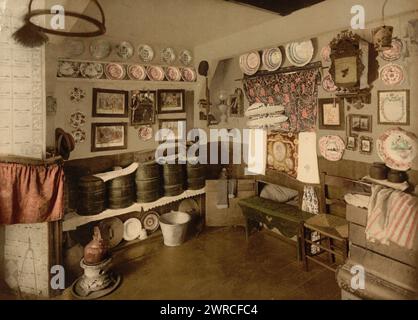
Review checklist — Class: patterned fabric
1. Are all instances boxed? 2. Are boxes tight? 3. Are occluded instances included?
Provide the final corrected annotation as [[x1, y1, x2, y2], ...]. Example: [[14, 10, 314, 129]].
[[302, 186, 320, 254], [267, 132, 298, 177], [0, 163, 65, 225], [243, 68, 320, 132]]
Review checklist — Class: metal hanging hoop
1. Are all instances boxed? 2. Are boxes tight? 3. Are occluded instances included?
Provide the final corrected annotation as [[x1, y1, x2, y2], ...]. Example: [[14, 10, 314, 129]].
[[25, 0, 106, 37]]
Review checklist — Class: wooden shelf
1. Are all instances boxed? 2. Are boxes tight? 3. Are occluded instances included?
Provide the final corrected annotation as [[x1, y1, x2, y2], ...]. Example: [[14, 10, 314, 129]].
[[63, 188, 205, 232], [56, 77, 200, 87]]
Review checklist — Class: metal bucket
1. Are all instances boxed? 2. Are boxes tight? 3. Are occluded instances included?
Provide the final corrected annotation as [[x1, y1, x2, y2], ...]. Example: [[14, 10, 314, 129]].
[[159, 211, 191, 246]]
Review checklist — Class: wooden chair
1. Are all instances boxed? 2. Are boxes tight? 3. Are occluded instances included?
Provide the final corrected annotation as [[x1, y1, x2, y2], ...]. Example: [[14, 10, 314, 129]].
[[300, 173, 371, 272]]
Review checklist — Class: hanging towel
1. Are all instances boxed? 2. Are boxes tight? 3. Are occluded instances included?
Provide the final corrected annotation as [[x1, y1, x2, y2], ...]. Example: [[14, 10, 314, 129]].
[[217, 179, 229, 209], [302, 186, 320, 254], [0, 163, 65, 225], [245, 128, 267, 176], [297, 132, 320, 184], [366, 185, 418, 250]]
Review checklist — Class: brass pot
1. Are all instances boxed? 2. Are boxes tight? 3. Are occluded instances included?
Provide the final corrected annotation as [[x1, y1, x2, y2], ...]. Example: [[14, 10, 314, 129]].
[[369, 162, 389, 180]]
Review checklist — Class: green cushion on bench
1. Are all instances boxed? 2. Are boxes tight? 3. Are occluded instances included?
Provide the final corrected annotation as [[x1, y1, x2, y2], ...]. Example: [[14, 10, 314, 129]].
[[238, 196, 315, 238]]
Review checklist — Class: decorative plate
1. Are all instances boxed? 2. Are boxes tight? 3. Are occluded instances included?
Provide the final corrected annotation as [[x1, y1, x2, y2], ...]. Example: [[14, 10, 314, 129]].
[[179, 50, 193, 66], [127, 64, 147, 80], [69, 111, 86, 128], [181, 67, 197, 82], [98, 218, 124, 249], [57, 61, 80, 78], [380, 63, 405, 86], [116, 41, 134, 60], [64, 39, 85, 57], [147, 66, 165, 81], [69, 87, 86, 103], [239, 51, 261, 75], [89, 39, 111, 59], [71, 128, 86, 144], [321, 45, 331, 63], [377, 128, 417, 171], [165, 66, 182, 81], [322, 73, 338, 92], [139, 211, 160, 233], [380, 38, 403, 61], [319, 135, 345, 161], [79, 62, 104, 79], [123, 218, 142, 241], [138, 44, 154, 63], [262, 47, 283, 72], [285, 40, 314, 67], [138, 126, 153, 141], [161, 47, 176, 64], [104, 63, 126, 80]]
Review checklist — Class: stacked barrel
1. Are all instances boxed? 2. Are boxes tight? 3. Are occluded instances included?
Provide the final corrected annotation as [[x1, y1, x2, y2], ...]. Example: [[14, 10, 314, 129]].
[[77, 176, 106, 216], [186, 161, 206, 190], [162, 162, 184, 196], [107, 174, 135, 209], [136, 161, 161, 203]]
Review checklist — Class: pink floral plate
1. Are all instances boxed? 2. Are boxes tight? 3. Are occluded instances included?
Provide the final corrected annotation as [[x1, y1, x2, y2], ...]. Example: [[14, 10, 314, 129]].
[[380, 38, 403, 61], [138, 126, 153, 141], [166, 66, 182, 81], [181, 67, 197, 82], [105, 63, 126, 80], [377, 128, 417, 171], [127, 64, 147, 80], [379, 63, 405, 86], [322, 73, 338, 92], [319, 135, 345, 161], [147, 66, 165, 81]]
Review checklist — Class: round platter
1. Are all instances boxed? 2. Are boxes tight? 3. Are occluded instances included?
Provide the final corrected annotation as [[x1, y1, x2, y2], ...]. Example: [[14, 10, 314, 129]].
[[72, 128, 86, 144], [127, 64, 147, 80], [166, 66, 182, 81], [80, 62, 104, 79], [178, 198, 199, 215], [65, 39, 85, 57], [161, 47, 176, 64], [285, 40, 314, 67], [147, 66, 165, 81], [58, 61, 80, 78], [90, 39, 111, 59], [123, 218, 142, 241], [70, 111, 86, 128], [377, 128, 417, 171], [380, 38, 403, 61], [105, 63, 126, 80], [262, 47, 283, 72], [181, 67, 197, 82], [322, 73, 338, 92], [99, 217, 124, 248], [139, 211, 160, 233], [239, 51, 261, 75], [138, 44, 154, 63], [116, 41, 134, 60], [379, 63, 405, 86], [179, 50, 193, 66], [319, 135, 345, 162]]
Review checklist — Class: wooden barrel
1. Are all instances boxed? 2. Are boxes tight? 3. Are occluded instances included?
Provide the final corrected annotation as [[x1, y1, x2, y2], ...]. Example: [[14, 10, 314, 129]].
[[77, 176, 106, 216], [107, 175, 134, 209], [164, 184, 184, 197], [187, 177, 206, 190], [186, 164, 205, 179], [136, 161, 161, 180], [136, 161, 161, 203]]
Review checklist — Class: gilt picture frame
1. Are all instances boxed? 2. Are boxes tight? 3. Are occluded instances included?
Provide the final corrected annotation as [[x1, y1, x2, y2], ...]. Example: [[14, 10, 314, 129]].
[[91, 122, 128, 152], [92, 88, 129, 118]]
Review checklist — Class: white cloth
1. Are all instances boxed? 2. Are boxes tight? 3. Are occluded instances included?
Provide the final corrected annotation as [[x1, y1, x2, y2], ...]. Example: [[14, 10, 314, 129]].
[[297, 132, 320, 184], [344, 193, 370, 209], [94, 163, 139, 182], [245, 128, 267, 176]]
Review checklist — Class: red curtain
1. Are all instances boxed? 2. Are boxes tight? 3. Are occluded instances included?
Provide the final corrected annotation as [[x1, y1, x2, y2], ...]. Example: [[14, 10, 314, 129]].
[[0, 163, 65, 225]]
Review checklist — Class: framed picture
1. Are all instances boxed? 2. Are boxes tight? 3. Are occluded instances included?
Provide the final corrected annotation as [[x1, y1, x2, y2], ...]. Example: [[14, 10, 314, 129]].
[[93, 88, 129, 117], [198, 99, 208, 121], [159, 119, 186, 140], [349, 114, 372, 136], [130, 90, 156, 126], [318, 98, 345, 130], [378, 90, 410, 125], [228, 88, 245, 118], [91, 122, 128, 152], [157, 90, 185, 114], [359, 136, 373, 155], [346, 136, 357, 151]]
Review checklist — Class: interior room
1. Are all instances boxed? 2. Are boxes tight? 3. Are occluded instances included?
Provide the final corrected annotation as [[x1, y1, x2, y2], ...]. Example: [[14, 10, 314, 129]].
[[0, 0, 417, 301]]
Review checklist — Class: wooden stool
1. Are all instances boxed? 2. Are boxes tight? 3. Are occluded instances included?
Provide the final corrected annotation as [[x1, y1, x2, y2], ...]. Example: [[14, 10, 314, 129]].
[[300, 213, 349, 272]]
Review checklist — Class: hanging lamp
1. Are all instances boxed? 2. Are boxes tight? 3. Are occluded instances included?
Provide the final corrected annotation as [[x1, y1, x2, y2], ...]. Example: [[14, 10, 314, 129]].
[[12, 0, 106, 48]]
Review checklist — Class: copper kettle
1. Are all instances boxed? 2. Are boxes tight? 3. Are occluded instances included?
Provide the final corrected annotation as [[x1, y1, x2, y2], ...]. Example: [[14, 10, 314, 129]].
[[84, 226, 108, 265]]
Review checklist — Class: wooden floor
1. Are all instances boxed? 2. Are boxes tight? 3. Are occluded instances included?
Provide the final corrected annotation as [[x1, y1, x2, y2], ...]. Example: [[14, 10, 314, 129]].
[[59, 227, 340, 300]]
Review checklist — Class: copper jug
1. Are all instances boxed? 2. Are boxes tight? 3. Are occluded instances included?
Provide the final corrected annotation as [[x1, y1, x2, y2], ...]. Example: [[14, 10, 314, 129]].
[[84, 226, 108, 265]]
